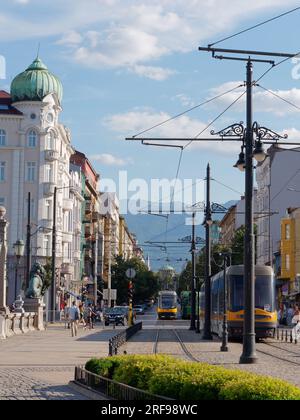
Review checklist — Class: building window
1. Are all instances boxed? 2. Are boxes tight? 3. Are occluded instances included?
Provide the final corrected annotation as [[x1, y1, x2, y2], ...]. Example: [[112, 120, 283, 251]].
[[28, 130, 37, 148], [26, 162, 36, 182], [44, 164, 53, 183], [285, 224, 291, 240], [43, 236, 51, 257], [0, 197, 5, 206], [0, 162, 6, 182], [286, 254, 290, 271], [0, 129, 6, 146], [46, 132, 55, 150], [24, 197, 35, 218], [45, 200, 52, 220]]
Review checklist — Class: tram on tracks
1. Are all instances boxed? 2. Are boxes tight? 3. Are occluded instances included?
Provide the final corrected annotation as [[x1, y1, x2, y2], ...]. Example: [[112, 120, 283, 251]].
[[200, 265, 277, 339], [157, 291, 178, 319]]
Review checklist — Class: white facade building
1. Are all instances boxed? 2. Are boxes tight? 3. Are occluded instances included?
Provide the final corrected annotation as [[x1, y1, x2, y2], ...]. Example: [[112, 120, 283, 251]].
[[0, 57, 82, 306], [256, 145, 300, 266]]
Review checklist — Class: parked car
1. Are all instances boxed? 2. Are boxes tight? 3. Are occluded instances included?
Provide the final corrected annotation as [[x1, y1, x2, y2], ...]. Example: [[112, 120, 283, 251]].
[[103, 307, 127, 326], [133, 305, 145, 315]]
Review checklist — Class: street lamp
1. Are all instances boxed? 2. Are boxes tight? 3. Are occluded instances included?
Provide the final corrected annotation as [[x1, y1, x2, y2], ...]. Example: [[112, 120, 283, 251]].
[[13, 239, 25, 301], [233, 147, 246, 172], [220, 249, 232, 352], [253, 139, 267, 162]]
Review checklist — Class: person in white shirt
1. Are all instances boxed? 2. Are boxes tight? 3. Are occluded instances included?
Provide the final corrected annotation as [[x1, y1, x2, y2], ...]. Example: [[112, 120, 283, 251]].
[[69, 301, 80, 337]]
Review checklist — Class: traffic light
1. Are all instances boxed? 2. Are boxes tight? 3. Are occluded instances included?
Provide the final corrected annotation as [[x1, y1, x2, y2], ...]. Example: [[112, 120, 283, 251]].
[[128, 281, 133, 301]]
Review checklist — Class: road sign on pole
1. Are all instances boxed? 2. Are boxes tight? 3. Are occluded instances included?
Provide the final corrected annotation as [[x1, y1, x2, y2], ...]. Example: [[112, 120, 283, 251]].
[[126, 268, 136, 279], [126, 268, 136, 326]]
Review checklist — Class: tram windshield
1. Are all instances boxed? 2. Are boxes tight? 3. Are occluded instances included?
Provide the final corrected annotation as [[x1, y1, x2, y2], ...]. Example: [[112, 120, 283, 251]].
[[229, 275, 275, 312], [160, 295, 177, 309]]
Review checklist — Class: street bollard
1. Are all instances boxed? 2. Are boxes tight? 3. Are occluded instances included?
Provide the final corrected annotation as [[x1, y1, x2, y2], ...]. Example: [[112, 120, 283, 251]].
[[281, 329, 284, 341], [276, 328, 279, 340], [290, 331, 293, 344], [285, 330, 288, 342]]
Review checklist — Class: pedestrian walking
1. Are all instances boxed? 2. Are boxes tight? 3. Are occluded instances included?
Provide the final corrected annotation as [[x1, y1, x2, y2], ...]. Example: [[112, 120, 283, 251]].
[[69, 301, 80, 337], [86, 303, 96, 329], [287, 305, 294, 327], [79, 303, 86, 329], [292, 305, 300, 327]]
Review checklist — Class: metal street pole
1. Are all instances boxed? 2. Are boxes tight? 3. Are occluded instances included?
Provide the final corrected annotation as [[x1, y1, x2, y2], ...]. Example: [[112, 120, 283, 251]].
[[189, 212, 196, 330], [220, 252, 231, 352], [94, 230, 98, 306], [196, 276, 201, 333], [26, 192, 31, 290], [14, 258, 20, 301], [51, 187, 57, 323], [240, 60, 257, 364], [203, 163, 213, 340]]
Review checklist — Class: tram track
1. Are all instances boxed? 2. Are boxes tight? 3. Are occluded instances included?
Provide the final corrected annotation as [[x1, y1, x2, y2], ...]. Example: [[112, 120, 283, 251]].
[[153, 328, 200, 363], [255, 341, 300, 367]]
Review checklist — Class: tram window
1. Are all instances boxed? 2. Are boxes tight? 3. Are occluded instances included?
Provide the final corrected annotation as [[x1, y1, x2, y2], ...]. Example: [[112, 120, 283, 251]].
[[255, 277, 274, 312], [229, 275, 274, 312], [160, 296, 177, 309]]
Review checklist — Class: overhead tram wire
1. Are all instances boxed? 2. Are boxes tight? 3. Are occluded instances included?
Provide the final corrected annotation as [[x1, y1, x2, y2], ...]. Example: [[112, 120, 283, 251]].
[[131, 84, 245, 138], [257, 84, 300, 113], [212, 178, 244, 196], [208, 6, 300, 48], [182, 88, 247, 150]]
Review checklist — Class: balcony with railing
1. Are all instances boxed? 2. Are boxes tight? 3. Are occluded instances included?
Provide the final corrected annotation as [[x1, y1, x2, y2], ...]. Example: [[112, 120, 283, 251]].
[[45, 150, 59, 162], [63, 198, 73, 211], [43, 182, 55, 197], [85, 201, 92, 214]]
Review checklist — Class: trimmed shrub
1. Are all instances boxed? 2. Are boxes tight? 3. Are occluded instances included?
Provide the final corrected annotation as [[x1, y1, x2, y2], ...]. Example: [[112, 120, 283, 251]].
[[219, 376, 300, 400], [85, 354, 300, 400], [85, 357, 122, 378]]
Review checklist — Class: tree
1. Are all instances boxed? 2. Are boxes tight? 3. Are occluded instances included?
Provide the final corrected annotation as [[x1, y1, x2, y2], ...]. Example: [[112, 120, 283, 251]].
[[111, 256, 159, 305]]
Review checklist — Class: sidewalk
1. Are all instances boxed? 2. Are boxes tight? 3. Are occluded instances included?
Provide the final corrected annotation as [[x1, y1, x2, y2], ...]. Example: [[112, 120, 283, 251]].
[[0, 324, 119, 400]]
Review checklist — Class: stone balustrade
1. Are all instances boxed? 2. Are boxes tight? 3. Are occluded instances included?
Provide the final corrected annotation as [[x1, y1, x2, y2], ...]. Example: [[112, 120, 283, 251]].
[[0, 312, 38, 340]]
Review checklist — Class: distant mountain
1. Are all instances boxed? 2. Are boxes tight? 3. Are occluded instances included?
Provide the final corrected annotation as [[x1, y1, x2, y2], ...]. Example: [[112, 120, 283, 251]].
[[123, 200, 237, 273]]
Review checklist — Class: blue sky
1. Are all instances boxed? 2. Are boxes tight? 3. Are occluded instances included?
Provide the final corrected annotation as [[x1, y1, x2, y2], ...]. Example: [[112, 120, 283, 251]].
[[2, 0, 300, 269]]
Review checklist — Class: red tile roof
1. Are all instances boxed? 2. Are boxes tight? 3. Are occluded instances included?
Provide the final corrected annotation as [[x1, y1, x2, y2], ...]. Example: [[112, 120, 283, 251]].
[[0, 90, 23, 115]]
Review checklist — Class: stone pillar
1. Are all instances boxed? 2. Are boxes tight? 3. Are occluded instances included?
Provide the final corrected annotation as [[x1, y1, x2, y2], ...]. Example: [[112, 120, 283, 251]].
[[0, 207, 9, 315], [23, 298, 45, 331]]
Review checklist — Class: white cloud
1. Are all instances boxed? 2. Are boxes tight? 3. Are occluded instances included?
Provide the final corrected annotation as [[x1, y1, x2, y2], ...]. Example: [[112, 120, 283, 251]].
[[56, 30, 83, 46], [103, 108, 240, 155], [89, 153, 133, 166], [2, 0, 299, 78], [131, 65, 176, 81], [207, 81, 300, 116], [174, 94, 195, 107]]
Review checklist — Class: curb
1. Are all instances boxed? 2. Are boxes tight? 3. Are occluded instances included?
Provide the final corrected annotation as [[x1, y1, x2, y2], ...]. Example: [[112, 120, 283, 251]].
[[68, 381, 114, 401]]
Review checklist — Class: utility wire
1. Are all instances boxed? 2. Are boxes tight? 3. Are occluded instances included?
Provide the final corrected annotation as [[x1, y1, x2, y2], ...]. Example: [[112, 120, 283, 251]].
[[257, 84, 300, 113], [212, 178, 244, 196], [208, 6, 300, 47], [271, 168, 300, 202], [132, 84, 244, 138], [256, 49, 300, 84], [183, 87, 247, 150]]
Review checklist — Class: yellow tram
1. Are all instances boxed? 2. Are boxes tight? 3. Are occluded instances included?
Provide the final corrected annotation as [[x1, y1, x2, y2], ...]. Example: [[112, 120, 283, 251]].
[[157, 291, 178, 320], [200, 265, 277, 339]]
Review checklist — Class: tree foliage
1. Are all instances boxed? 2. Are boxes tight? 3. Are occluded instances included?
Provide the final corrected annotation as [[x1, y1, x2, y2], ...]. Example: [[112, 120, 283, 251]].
[[111, 256, 159, 305], [178, 225, 257, 292]]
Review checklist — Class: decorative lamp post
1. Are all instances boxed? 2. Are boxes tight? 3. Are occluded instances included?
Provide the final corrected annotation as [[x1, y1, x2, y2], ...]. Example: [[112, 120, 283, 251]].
[[13, 239, 25, 301]]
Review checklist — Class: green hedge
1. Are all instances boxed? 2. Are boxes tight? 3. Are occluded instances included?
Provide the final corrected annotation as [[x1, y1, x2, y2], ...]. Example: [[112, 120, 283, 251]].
[[85, 355, 300, 400]]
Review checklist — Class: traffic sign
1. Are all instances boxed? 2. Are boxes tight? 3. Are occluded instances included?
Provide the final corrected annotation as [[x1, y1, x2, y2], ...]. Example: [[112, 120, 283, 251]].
[[126, 268, 136, 279]]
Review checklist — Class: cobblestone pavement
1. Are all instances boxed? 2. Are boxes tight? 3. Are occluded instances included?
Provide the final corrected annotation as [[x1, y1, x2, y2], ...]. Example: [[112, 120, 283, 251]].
[[0, 324, 121, 400], [124, 310, 300, 388]]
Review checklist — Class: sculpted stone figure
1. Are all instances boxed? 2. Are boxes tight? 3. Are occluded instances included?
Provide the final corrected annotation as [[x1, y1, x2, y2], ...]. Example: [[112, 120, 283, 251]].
[[26, 263, 46, 299]]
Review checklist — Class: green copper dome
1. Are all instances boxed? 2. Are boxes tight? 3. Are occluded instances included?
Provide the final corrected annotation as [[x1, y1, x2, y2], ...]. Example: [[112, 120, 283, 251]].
[[11, 57, 63, 103]]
